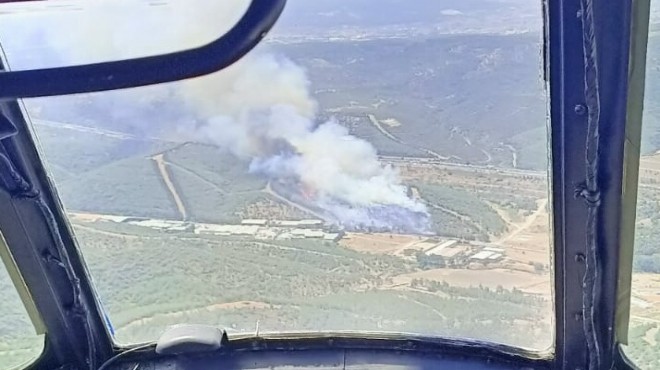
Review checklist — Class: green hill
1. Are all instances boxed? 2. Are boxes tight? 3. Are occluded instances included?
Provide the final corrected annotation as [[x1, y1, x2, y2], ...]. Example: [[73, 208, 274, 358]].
[[57, 156, 179, 219]]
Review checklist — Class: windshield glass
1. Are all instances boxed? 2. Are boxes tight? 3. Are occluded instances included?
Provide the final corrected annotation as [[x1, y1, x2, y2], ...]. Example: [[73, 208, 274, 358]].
[[1, 0, 553, 349], [623, 1, 660, 368]]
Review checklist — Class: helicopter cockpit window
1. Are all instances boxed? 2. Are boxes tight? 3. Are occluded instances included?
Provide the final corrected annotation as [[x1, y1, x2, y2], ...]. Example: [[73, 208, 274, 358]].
[[0, 0, 553, 350], [623, 1, 660, 368]]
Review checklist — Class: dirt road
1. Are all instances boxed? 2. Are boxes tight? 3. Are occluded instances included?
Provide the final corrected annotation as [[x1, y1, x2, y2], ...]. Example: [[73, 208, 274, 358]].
[[495, 198, 548, 245], [152, 154, 188, 221]]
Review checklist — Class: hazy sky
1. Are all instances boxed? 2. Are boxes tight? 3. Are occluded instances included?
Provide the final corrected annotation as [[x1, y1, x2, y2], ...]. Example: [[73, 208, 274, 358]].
[[0, 0, 545, 70]]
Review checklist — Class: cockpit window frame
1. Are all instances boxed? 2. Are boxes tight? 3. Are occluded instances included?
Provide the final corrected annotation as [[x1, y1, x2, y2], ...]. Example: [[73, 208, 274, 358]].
[[0, 100, 114, 369], [0, 0, 649, 369]]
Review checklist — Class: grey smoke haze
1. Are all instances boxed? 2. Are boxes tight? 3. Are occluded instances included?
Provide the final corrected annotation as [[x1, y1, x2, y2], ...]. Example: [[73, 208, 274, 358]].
[[0, 0, 429, 231]]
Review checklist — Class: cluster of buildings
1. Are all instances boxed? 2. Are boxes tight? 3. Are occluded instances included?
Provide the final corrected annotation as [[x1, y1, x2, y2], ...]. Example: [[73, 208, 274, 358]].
[[196, 222, 342, 241], [68, 213, 343, 242], [413, 239, 505, 267], [241, 219, 323, 228]]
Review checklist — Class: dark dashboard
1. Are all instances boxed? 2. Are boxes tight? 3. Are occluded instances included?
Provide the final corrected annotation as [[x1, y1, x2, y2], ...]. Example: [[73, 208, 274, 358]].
[[110, 349, 544, 370], [102, 335, 548, 370]]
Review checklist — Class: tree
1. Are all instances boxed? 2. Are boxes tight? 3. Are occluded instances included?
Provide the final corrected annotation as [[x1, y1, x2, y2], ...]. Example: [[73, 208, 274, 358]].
[[403, 249, 417, 256], [533, 262, 545, 273]]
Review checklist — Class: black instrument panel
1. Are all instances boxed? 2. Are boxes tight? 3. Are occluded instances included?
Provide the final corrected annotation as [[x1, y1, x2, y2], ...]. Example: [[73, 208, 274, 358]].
[[110, 348, 548, 370]]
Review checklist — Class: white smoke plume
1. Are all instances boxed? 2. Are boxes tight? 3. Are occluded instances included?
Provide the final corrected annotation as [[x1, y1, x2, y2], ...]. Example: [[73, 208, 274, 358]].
[[0, 0, 429, 231], [182, 54, 424, 212]]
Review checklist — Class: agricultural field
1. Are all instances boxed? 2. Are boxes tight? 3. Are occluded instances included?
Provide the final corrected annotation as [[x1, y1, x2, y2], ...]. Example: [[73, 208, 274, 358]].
[[624, 321, 660, 369], [0, 266, 44, 370], [30, 119, 173, 179], [66, 221, 551, 348], [337, 114, 429, 158], [55, 156, 180, 220], [413, 182, 508, 239]]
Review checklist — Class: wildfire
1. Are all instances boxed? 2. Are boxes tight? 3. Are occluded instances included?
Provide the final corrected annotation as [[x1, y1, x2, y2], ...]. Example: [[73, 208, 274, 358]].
[[300, 182, 317, 201]]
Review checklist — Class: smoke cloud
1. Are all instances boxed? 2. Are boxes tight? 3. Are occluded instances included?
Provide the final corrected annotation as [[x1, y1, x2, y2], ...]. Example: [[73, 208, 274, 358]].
[[0, 0, 429, 232]]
